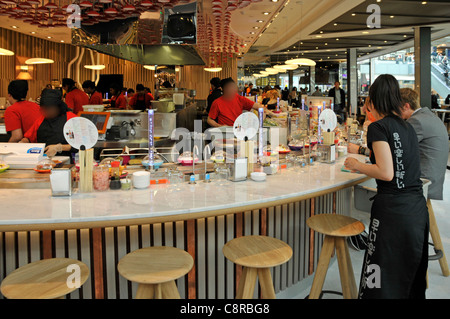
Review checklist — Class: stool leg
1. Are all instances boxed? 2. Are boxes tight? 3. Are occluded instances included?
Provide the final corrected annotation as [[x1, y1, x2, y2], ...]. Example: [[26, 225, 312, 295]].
[[309, 235, 335, 299], [257, 268, 276, 299], [335, 237, 357, 299], [161, 280, 181, 299], [427, 199, 450, 277], [136, 284, 155, 299], [236, 267, 257, 299], [154, 284, 163, 299]]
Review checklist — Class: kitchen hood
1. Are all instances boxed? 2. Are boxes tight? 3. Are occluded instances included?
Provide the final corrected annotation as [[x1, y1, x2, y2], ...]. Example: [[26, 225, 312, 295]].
[[71, 2, 205, 66]]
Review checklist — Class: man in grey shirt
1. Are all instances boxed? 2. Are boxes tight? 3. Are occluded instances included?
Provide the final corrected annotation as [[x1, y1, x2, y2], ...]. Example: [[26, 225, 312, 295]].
[[400, 88, 449, 200]]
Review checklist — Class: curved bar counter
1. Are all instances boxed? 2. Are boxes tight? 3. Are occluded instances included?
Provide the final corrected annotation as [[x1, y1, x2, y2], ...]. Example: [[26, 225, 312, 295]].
[[0, 156, 370, 299]]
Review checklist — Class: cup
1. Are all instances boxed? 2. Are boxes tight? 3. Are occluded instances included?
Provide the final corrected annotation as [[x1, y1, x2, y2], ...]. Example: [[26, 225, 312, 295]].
[[93, 166, 110, 191], [133, 171, 150, 189]]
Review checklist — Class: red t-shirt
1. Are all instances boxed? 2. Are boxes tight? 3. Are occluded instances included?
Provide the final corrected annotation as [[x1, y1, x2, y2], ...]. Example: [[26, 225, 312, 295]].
[[129, 93, 153, 109], [65, 88, 89, 114], [24, 112, 77, 143], [208, 94, 255, 126], [89, 91, 103, 105], [4, 100, 41, 134], [111, 93, 127, 109]]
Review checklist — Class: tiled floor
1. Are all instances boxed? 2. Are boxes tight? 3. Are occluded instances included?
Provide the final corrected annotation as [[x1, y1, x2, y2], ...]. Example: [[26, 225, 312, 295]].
[[293, 152, 450, 299]]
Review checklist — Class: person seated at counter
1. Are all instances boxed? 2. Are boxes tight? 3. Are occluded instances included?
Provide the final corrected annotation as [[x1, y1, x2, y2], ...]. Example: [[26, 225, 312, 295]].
[[109, 83, 128, 109], [344, 74, 428, 299], [20, 89, 77, 157], [82, 80, 103, 105], [129, 84, 153, 111], [4, 80, 41, 143], [63, 78, 89, 115], [399, 88, 449, 200], [207, 78, 264, 127]]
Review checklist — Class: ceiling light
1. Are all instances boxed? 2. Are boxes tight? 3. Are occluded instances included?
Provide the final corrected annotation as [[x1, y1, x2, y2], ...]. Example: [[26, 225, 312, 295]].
[[336, 38, 339, 41], [263, 12, 269, 15], [273, 64, 298, 71], [320, 31, 323, 34], [362, 31, 369, 34], [271, 0, 278, 2], [60, 40, 64, 43], [325, 43, 328, 45], [47, 36, 52, 39], [260, 71, 269, 75], [421, 1, 426, 4], [333, 23, 337, 26], [25, 58, 54, 64], [31, 31, 36, 34], [250, 32, 255, 34], [253, 26, 259, 29], [376, 0, 381, 2], [11, 26, 18, 29], [384, 40, 388, 43], [403, 35, 407, 37], [390, 15, 394, 18], [285, 58, 316, 66], [143, 65, 157, 70], [256, 20, 264, 23], [84, 65, 106, 70], [0, 48, 14, 56], [253, 73, 263, 78], [377, 46, 383, 49], [204, 67, 222, 72], [265, 67, 279, 74], [316, 35, 322, 38], [351, 13, 356, 16]]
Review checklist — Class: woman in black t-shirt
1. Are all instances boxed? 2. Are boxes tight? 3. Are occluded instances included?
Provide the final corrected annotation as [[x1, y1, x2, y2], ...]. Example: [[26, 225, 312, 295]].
[[344, 74, 428, 299]]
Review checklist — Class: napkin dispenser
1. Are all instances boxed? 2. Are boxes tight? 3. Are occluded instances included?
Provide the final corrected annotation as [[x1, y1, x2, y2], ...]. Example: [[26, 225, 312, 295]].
[[228, 157, 248, 182], [0, 143, 45, 169], [317, 144, 336, 164], [50, 167, 73, 196]]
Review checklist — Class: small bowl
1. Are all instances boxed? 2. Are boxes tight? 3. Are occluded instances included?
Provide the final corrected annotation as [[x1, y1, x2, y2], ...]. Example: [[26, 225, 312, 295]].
[[251, 172, 267, 182]]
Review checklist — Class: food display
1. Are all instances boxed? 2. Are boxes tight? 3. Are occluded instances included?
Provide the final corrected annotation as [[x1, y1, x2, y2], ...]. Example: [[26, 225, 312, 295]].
[[177, 151, 199, 166], [142, 155, 164, 170], [34, 155, 54, 173], [210, 151, 225, 163], [263, 118, 280, 127], [288, 139, 304, 151], [276, 144, 290, 154]]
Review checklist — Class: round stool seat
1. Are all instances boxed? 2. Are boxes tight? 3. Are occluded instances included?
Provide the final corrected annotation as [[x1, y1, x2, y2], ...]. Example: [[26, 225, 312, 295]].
[[118, 246, 193, 284], [1, 258, 89, 299], [223, 235, 293, 268], [307, 214, 364, 237]]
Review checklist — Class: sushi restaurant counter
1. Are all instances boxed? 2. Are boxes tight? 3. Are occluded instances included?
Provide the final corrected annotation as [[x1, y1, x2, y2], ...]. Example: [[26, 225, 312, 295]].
[[0, 155, 370, 299], [0, 155, 370, 232]]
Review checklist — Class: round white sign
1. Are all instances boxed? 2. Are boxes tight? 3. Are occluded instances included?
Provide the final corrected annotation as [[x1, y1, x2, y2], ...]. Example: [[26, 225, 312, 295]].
[[233, 112, 260, 141], [63, 117, 99, 150], [319, 108, 337, 132]]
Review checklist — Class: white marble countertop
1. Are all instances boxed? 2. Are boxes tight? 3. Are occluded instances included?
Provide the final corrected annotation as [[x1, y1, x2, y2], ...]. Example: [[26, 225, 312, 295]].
[[0, 156, 369, 228]]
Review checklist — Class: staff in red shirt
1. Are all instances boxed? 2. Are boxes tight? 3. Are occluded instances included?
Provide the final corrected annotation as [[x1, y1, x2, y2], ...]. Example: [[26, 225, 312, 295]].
[[63, 78, 89, 114], [4, 80, 41, 142], [109, 83, 128, 109], [207, 78, 265, 127], [21, 89, 77, 157], [82, 80, 103, 105], [129, 84, 153, 111]]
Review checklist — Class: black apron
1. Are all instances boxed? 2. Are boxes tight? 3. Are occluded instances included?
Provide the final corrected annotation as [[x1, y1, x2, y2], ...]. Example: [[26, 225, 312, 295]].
[[359, 190, 429, 299], [134, 94, 147, 111], [110, 96, 117, 108]]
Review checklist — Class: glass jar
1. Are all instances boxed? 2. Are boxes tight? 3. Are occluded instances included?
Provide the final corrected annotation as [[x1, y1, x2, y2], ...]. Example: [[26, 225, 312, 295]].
[[93, 166, 110, 191], [214, 164, 230, 185]]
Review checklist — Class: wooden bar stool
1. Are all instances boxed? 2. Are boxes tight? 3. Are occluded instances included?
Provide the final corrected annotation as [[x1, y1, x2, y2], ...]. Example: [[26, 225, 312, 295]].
[[306, 214, 365, 299], [427, 199, 449, 277], [0, 258, 89, 299], [118, 246, 193, 299], [223, 235, 293, 299]]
